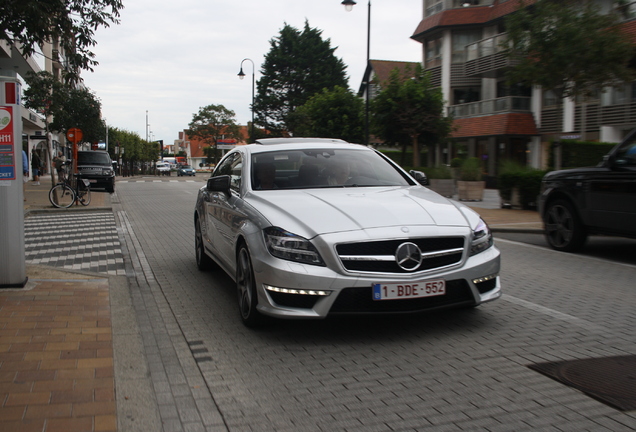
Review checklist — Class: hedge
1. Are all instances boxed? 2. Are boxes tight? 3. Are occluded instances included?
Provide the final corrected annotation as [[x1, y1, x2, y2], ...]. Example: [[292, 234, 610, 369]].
[[549, 140, 615, 169]]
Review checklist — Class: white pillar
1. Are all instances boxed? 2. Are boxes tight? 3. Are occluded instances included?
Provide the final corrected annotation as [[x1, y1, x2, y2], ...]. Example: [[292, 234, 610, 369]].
[[0, 76, 27, 287]]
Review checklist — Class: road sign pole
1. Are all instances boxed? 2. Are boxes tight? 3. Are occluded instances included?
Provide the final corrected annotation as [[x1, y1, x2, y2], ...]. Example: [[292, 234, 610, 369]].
[[0, 76, 27, 288]]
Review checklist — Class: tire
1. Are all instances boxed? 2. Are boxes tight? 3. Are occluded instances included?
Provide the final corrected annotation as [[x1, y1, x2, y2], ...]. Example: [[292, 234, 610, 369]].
[[236, 245, 263, 327], [544, 199, 587, 252], [195, 218, 215, 271], [49, 184, 75, 208], [77, 184, 91, 206]]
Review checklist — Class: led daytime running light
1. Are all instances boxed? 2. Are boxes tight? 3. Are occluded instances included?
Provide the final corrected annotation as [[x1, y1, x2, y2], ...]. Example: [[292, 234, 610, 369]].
[[472, 274, 498, 284], [265, 285, 332, 296]]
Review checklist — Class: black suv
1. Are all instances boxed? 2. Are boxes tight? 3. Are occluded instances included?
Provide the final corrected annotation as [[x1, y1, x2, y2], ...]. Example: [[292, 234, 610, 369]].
[[539, 129, 636, 251], [77, 150, 115, 193]]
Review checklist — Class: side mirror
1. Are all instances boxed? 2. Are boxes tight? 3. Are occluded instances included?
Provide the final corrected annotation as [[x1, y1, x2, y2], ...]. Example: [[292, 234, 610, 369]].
[[207, 175, 231, 195], [409, 170, 428, 186]]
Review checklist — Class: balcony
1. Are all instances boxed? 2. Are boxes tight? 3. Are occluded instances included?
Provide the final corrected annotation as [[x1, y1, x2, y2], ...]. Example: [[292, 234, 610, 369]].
[[465, 34, 516, 78], [448, 96, 532, 118], [425, 0, 495, 17]]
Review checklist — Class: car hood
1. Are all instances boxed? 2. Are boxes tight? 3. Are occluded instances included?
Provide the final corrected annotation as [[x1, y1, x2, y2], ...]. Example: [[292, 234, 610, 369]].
[[245, 186, 475, 238]]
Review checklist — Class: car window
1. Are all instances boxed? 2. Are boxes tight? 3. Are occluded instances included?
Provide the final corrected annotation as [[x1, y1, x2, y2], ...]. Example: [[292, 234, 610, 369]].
[[250, 148, 411, 190], [614, 139, 636, 167], [214, 152, 243, 192], [78, 152, 111, 165]]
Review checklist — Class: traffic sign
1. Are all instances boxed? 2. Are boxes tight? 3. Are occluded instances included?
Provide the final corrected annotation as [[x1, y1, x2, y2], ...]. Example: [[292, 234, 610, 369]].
[[67, 128, 83, 144]]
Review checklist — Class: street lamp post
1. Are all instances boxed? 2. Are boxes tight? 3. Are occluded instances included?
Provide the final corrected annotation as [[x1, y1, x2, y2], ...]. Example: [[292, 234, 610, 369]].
[[238, 58, 255, 143], [342, 0, 371, 146]]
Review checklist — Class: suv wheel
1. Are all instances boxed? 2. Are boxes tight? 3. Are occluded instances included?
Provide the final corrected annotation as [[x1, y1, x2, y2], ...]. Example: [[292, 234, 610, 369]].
[[544, 199, 587, 252]]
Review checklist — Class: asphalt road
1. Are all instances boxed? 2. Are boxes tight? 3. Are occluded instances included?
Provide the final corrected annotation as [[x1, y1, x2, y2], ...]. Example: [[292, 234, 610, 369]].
[[112, 178, 636, 431]]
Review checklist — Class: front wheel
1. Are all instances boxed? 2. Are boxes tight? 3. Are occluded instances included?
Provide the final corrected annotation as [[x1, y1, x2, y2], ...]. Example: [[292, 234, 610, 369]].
[[195, 218, 215, 271], [236, 245, 263, 327], [49, 184, 75, 208], [544, 199, 587, 252]]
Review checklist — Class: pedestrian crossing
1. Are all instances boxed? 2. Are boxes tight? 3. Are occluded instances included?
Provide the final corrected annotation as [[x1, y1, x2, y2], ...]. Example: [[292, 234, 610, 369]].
[[24, 212, 125, 276]]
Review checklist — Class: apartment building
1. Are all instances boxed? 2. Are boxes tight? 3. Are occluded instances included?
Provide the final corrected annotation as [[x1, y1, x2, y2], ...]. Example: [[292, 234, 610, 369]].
[[0, 38, 71, 174], [408, 0, 636, 184]]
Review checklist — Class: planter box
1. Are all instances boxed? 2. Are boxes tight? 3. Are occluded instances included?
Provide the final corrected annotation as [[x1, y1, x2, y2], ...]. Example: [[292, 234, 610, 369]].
[[428, 179, 455, 197], [457, 181, 485, 201]]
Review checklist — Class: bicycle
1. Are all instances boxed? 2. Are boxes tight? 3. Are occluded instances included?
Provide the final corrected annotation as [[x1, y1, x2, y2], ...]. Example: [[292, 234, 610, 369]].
[[48, 172, 91, 208]]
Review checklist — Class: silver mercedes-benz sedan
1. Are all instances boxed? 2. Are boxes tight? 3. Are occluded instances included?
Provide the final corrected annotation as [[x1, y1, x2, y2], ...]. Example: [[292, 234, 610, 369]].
[[194, 138, 501, 327]]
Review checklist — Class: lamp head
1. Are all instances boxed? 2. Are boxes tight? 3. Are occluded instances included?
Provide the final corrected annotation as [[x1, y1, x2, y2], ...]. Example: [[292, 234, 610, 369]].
[[238, 68, 245, 80], [341, 0, 356, 12]]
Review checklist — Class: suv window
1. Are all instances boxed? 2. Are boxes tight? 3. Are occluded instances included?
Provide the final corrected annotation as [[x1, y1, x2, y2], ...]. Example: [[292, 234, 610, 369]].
[[78, 152, 112, 165]]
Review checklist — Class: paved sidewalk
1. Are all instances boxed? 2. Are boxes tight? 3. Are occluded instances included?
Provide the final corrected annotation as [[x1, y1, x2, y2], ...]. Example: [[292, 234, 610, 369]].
[[1, 178, 544, 431]]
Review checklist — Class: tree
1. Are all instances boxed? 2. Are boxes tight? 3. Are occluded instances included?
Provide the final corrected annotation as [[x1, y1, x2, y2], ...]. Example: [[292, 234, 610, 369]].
[[253, 21, 349, 135], [188, 104, 240, 165], [503, 0, 635, 102], [371, 65, 453, 167], [50, 87, 104, 144], [23, 71, 70, 187], [1, 0, 123, 80], [24, 71, 104, 154], [289, 86, 364, 143], [108, 128, 156, 176]]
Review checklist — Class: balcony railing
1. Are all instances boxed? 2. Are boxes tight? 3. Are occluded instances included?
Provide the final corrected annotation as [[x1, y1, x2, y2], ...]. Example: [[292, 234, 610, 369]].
[[425, 0, 495, 17], [448, 96, 531, 118], [466, 34, 508, 61]]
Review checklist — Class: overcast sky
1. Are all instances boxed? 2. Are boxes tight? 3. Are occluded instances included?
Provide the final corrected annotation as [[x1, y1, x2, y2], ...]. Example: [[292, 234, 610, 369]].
[[81, 0, 423, 144]]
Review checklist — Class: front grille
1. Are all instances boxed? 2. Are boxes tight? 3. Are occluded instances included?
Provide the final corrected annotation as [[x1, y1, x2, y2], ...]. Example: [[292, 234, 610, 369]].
[[336, 237, 465, 274], [329, 280, 474, 314]]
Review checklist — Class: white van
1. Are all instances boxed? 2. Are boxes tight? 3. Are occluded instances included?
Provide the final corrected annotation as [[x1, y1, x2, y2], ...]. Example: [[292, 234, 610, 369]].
[[156, 162, 171, 175]]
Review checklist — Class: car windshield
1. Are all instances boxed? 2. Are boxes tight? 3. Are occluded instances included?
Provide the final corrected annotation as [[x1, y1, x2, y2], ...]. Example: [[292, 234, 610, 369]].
[[250, 148, 412, 190], [78, 152, 111, 165], [181, 165, 192, 169]]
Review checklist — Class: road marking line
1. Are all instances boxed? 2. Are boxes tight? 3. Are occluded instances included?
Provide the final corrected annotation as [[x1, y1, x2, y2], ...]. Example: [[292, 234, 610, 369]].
[[495, 237, 636, 270]]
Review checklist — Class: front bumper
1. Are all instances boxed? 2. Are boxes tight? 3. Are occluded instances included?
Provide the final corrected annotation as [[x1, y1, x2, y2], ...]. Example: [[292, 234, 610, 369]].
[[248, 228, 501, 319]]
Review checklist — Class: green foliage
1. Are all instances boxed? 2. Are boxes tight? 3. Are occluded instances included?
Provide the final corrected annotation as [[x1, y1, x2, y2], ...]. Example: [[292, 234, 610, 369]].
[[371, 64, 453, 167], [498, 161, 547, 209], [52, 88, 103, 143], [108, 128, 151, 161], [23, 72, 66, 119], [503, 0, 635, 100], [459, 157, 482, 181], [1, 0, 123, 80], [450, 157, 463, 168], [23, 71, 104, 142], [253, 21, 349, 135], [422, 165, 453, 179], [548, 140, 616, 169], [188, 104, 239, 165], [289, 86, 364, 143]]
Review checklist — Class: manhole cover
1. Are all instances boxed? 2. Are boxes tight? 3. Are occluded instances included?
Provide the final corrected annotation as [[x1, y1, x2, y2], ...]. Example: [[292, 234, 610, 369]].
[[528, 355, 636, 411]]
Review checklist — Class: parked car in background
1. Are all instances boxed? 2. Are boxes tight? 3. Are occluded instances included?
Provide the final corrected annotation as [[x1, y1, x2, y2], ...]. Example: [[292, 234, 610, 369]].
[[156, 162, 171, 176], [77, 150, 115, 193], [194, 138, 501, 327], [540, 128, 636, 251], [177, 165, 196, 176]]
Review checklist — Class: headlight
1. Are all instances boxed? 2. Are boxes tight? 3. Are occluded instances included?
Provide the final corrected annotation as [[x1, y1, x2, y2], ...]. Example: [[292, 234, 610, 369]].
[[103, 169, 113, 175], [263, 227, 325, 266], [470, 218, 493, 256]]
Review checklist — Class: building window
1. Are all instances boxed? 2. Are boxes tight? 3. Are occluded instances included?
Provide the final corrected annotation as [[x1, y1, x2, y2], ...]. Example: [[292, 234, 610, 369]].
[[452, 30, 482, 63], [425, 37, 443, 68], [601, 83, 636, 106], [453, 88, 481, 104], [543, 90, 558, 108]]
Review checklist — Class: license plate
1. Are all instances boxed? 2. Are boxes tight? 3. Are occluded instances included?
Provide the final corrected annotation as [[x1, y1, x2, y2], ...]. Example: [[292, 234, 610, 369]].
[[372, 279, 446, 300], [88, 179, 97, 183]]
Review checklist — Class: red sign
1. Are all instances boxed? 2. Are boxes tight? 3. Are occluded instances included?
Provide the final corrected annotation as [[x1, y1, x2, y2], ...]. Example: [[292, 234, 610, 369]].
[[67, 128, 83, 144]]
